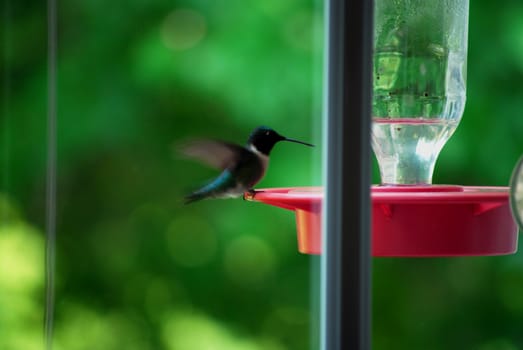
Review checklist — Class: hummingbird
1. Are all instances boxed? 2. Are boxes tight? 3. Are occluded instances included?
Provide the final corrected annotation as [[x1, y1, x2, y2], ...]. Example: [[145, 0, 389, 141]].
[[180, 126, 314, 204]]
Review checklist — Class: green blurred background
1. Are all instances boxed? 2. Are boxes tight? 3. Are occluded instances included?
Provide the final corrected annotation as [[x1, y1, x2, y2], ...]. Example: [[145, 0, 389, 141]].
[[2, 0, 523, 349]]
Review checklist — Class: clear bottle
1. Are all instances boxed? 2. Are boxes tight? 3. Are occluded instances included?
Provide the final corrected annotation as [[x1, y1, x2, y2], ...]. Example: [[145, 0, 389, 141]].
[[372, 0, 469, 185]]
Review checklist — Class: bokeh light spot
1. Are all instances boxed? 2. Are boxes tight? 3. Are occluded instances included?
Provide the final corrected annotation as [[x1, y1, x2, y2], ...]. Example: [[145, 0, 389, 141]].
[[0, 194, 21, 224], [0, 223, 44, 293], [262, 306, 310, 347], [283, 10, 317, 51], [161, 9, 207, 51], [54, 304, 150, 350], [144, 277, 191, 321], [223, 236, 277, 288], [162, 310, 285, 350], [273, 306, 309, 326], [479, 338, 518, 350], [166, 215, 217, 267]]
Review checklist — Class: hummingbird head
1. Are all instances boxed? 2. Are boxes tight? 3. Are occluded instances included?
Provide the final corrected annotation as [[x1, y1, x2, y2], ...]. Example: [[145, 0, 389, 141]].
[[247, 126, 314, 155]]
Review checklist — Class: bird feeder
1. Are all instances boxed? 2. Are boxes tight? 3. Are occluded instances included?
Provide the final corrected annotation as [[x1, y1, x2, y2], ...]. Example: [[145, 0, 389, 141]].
[[245, 0, 519, 257]]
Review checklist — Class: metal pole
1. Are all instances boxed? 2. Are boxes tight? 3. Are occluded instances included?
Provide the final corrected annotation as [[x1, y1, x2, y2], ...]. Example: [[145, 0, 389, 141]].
[[322, 0, 373, 349], [45, 0, 58, 348]]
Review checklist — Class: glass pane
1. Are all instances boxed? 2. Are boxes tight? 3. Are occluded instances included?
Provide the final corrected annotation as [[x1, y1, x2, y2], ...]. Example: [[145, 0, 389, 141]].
[[46, 1, 323, 349], [6, 0, 523, 349]]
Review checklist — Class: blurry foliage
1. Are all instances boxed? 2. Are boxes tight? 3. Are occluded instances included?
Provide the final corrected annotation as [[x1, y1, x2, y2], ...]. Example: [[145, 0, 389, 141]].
[[0, 196, 44, 350], [1, 0, 523, 349]]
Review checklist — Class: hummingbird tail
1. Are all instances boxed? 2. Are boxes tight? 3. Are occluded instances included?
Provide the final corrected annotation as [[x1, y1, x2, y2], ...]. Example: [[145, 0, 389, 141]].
[[183, 192, 206, 205]]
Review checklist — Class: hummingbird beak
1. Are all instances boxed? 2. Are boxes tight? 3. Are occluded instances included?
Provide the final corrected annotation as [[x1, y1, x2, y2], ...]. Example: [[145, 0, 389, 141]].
[[283, 137, 314, 147]]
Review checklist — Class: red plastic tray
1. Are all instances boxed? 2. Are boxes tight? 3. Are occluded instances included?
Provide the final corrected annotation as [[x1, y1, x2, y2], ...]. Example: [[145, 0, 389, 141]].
[[245, 186, 519, 257]]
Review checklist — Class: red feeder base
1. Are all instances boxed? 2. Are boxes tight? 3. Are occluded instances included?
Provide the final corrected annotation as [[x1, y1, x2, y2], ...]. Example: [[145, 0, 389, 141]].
[[245, 186, 519, 257]]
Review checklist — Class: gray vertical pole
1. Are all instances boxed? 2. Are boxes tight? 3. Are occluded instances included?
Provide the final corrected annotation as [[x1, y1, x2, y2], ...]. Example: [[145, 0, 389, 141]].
[[45, 0, 57, 348], [322, 0, 373, 349]]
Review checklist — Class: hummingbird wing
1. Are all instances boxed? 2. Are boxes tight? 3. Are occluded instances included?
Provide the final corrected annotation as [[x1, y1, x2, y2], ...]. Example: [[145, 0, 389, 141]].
[[179, 139, 244, 170]]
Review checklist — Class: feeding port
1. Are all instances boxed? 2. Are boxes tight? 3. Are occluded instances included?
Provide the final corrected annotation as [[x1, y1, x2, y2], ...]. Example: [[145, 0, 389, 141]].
[[245, 187, 518, 256]]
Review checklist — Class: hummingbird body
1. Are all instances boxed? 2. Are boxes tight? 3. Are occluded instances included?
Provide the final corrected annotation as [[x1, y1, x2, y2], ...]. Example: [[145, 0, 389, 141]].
[[181, 126, 312, 204]]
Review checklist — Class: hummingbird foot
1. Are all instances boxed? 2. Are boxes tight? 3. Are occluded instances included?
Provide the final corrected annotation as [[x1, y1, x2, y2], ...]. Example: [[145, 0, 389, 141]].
[[243, 189, 258, 201]]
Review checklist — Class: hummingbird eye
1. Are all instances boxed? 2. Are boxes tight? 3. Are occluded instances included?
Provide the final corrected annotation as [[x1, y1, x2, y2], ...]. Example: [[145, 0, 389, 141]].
[[265, 131, 270, 136]]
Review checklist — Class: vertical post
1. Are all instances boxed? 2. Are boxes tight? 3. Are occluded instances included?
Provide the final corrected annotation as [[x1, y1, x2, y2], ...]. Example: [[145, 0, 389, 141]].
[[321, 0, 373, 349], [45, 0, 57, 348]]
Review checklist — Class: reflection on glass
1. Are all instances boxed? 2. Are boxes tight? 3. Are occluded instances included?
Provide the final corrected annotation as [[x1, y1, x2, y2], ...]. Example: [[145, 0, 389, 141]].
[[510, 156, 523, 230]]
